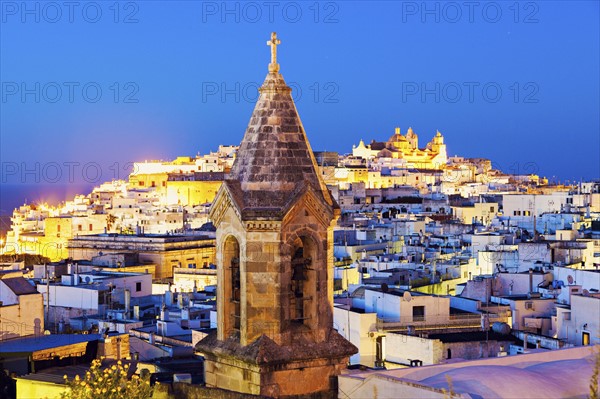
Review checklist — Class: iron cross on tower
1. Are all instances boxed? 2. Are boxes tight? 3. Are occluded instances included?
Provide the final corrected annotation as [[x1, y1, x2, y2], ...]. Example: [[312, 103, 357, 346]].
[[267, 32, 281, 72]]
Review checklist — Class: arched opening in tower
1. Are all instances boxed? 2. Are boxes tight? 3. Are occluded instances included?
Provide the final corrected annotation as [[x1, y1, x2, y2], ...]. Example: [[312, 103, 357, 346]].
[[289, 236, 317, 328], [223, 236, 240, 336]]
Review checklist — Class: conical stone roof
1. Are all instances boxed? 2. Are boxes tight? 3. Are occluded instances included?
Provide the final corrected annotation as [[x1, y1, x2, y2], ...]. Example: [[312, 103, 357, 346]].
[[226, 33, 335, 215]]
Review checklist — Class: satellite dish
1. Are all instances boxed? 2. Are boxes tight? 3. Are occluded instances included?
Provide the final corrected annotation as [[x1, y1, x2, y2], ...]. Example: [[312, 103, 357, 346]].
[[583, 289, 590, 296], [567, 275, 574, 284], [403, 291, 412, 302]]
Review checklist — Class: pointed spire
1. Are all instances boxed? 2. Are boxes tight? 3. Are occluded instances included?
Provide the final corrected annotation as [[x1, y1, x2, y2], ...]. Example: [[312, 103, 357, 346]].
[[227, 32, 334, 214]]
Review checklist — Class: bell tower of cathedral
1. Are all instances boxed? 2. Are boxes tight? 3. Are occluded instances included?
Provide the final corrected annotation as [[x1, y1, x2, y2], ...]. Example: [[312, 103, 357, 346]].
[[196, 33, 357, 398]]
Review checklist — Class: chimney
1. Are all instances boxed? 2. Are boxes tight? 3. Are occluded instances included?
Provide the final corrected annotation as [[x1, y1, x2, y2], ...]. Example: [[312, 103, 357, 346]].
[[124, 289, 131, 319], [529, 268, 533, 295], [73, 263, 79, 286], [165, 289, 173, 306], [160, 305, 169, 321]]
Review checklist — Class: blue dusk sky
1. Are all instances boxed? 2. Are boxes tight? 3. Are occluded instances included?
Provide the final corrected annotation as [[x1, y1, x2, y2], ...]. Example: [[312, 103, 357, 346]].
[[1, 0, 599, 197]]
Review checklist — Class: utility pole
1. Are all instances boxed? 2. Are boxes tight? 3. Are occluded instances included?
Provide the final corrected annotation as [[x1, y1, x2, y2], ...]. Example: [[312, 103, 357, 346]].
[[45, 264, 50, 332]]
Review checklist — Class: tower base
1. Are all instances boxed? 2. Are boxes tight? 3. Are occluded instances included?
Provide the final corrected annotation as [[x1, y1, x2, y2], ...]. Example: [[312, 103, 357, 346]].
[[196, 331, 357, 398]]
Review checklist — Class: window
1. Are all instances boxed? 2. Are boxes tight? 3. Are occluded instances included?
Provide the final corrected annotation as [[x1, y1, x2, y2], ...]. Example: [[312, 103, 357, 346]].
[[78, 225, 82, 231], [139, 181, 144, 186], [490, 206, 494, 212], [291, 247, 309, 323], [223, 236, 241, 336], [57, 225, 61, 232], [89, 224, 93, 231], [135, 282, 142, 292], [412, 306, 425, 322], [289, 237, 317, 329]]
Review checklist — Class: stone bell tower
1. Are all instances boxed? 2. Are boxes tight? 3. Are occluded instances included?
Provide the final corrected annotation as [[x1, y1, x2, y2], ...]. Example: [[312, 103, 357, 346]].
[[196, 33, 357, 398]]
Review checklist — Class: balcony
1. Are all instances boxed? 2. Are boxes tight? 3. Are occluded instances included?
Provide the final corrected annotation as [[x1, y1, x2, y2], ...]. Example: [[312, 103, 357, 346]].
[[376, 311, 511, 333]]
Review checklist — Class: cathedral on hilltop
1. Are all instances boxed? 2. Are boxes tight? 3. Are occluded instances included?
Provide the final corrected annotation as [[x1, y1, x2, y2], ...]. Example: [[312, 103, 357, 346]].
[[195, 33, 357, 398], [353, 127, 448, 169]]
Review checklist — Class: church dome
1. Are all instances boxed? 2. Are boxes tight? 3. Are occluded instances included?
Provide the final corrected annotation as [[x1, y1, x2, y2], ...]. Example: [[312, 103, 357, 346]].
[[388, 127, 407, 143], [389, 133, 406, 143]]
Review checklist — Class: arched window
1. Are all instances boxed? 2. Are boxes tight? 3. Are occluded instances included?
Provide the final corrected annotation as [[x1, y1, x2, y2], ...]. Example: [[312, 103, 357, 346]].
[[291, 247, 309, 323], [289, 236, 317, 328], [223, 236, 240, 336]]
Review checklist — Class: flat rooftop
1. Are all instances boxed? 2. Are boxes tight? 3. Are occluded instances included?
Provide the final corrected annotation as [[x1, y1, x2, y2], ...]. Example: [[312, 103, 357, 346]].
[[70, 233, 214, 242], [0, 334, 101, 353]]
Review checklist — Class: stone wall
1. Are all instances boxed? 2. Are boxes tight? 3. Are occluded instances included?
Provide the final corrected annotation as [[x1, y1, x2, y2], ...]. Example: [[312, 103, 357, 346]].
[[152, 382, 336, 399], [386, 333, 441, 365]]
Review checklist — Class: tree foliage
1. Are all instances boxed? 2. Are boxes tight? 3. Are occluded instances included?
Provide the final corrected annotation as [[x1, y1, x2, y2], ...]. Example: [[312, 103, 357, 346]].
[[61, 360, 154, 399], [0, 253, 51, 266]]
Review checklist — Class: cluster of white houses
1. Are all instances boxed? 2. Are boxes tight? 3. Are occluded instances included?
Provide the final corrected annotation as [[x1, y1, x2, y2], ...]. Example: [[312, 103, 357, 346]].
[[1, 150, 598, 397]]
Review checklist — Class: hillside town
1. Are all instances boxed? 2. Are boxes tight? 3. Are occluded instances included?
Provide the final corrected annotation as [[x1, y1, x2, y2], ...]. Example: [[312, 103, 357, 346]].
[[2, 125, 598, 398], [1, 33, 599, 399]]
